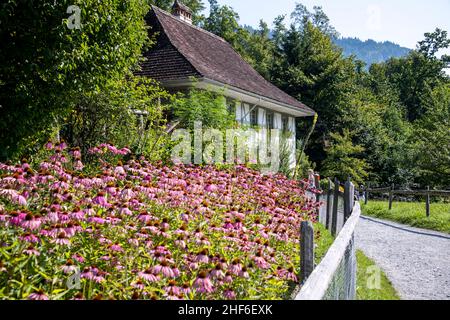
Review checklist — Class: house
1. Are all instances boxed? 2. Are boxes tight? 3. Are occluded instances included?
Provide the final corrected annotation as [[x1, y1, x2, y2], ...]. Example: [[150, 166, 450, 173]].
[[137, 1, 316, 169]]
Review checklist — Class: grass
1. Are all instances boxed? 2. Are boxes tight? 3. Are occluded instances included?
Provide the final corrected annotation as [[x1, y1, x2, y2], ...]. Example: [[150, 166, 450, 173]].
[[314, 222, 335, 265], [356, 250, 400, 300], [361, 201, 450, 234]]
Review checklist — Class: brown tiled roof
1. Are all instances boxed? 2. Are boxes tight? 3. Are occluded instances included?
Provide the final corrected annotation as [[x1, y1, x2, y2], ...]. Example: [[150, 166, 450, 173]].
[[137, 5, 314, 115]]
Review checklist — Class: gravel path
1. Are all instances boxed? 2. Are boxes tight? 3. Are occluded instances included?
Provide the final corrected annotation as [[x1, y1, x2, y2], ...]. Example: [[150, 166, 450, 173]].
[[355, 216, 450, 300]]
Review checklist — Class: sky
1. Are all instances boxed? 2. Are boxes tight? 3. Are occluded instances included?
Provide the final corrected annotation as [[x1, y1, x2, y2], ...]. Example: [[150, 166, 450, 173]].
[[204, 0, 450, 54]]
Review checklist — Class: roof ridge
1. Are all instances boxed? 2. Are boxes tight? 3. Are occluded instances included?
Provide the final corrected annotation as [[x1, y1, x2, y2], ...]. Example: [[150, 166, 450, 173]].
[[151, 5, 228, 44]]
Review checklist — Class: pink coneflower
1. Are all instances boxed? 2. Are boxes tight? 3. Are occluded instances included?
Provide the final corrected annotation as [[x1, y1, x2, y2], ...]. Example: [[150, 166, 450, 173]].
[[138, 269, 159, 282], [196, 249, 209, 264], [83, 205, 95, 217], [28, 289, 49, 300], [61, 259, 77, 274], [52, 232, 70, 246], [210, 264, 225, 280], [23, 245, 40, 256], [164, 280, 181, 296], [128, 238, 139, 247], [204, 184, 218, 193], [88, 215, 106, 225], [196, 237, 211, 246], [175, 237, 186, 249], [229, 259, 242, 275], [110, 243, 123, 252], [114, 166, 126, 176], [44, 140, 53, 150], [253, 252, 270, 269], [81, 267, 94, 280], [74, 159, 84, 171], [131, 279, 146, 290], [285, 266, 298, 282], [120, 186, 134, 200], [93, 192, 109, 207], [153, 260, 175, 278], [193, 271, 214, 294], [181, 283, 191, 296], [20, 213, 41, 230], [119, 206, 133, 216], [9, 211, 25, 226], [19, 232, 39, 243], [224, 288, 236, 300], [70, 207, 85, 221], [72, 254, 85, 263], [239, 266, 249, 279], [137, 212, 153, 223]]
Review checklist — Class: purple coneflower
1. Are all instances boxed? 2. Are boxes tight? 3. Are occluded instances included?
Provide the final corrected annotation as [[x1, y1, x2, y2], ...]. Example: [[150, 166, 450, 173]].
[[23, 245, 40, 256], [72, 254, 85, 263], [138, 269, 159, 283], [193, 271, 214, 294], [224, 288, 236, 300], [52, 232, 70, 246], [164, 280, 181, 296], [210, 264, 225, 280], [93, 192, 109, 207], [21, 213, 42, 230], [239, 266, 250, 279], [153, 260, 175, 278], [181, 283, 191, 296], [28, 289, 49, 300], [131, 279, 146, 290], [110, 243, 123, 252], [229, 259, 242, 275], [61, 259, 77, 274], [195, 249, 209, 264], [19, 232, 39, 243]]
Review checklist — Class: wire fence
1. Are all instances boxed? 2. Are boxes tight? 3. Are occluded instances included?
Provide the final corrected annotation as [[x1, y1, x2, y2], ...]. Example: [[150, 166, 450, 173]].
[[297, 178, 359, 300]]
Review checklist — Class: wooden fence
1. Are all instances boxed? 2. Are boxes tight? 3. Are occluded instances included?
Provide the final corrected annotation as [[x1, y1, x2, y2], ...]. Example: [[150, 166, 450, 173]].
[[300, 177, 356, 282], [362, 184, 450, 217], [297, 177, 359, 300]]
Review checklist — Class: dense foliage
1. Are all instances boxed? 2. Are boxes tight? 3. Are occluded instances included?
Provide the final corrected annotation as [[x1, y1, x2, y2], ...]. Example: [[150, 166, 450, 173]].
[[0, 0, 153, 160], [201, 2, 450, 188], [0, 143, 318, 300]]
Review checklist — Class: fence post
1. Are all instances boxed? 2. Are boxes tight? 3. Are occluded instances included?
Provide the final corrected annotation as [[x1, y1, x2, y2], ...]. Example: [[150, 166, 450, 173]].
[[365, 182, 369, 205], [388, 184, 394, 210], [344, 178, 351, 222], [326, 178, 332, 230], [300, 221, 315, 283], [426, 186, 430, 218], [332, 178, 339, 236]]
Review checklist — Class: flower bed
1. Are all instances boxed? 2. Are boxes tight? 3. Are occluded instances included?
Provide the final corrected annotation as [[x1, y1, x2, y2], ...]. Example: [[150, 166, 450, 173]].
[[0, 143, 319, 300]]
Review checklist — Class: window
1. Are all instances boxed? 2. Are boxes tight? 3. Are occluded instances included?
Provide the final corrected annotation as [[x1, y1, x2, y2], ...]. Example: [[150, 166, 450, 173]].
[[282, 115, 289, 133], [250, 108, 258, 126], [266, 112, 274, 130], [226, 98, 236, 115]]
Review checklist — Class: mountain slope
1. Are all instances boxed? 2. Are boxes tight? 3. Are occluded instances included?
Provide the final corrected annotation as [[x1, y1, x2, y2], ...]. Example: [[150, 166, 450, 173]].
[[334, 37, 411, 66]]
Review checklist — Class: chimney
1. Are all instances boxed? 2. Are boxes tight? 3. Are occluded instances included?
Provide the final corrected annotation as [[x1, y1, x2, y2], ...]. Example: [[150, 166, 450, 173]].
[[172, 0, 193, 24]]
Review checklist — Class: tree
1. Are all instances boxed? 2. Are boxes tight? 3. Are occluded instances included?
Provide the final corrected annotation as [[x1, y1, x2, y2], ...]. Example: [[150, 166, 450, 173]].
[[203, 0, 253, 61], [371, 29, 450, 121], [411, 84, 450, 188], [0, 0, 151, 160], [322, 130, 369, 185]]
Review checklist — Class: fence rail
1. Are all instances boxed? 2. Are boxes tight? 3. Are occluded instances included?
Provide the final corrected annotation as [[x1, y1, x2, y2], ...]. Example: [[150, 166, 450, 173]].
[[297, 177, 358, 300], [363, 185, 450, 217]]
